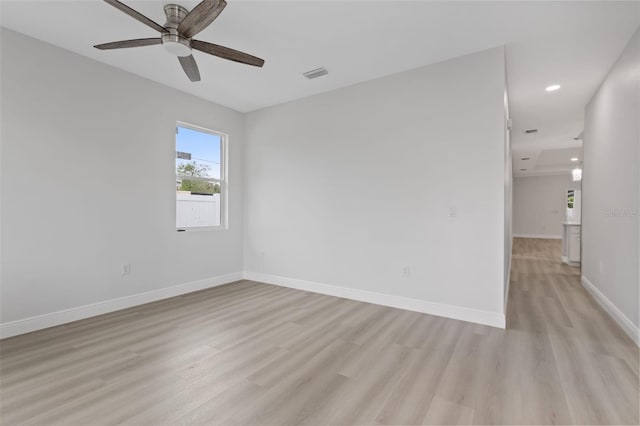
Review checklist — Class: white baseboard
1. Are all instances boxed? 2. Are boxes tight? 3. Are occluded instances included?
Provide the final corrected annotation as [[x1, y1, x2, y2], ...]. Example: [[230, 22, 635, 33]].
[[1, 270, 508, 338], [513, 234, 562, 240], [581, 275, 640, 347], [243, 271, 505, 329], [561, 256, 580, 267], [0, 272, 243, 339]]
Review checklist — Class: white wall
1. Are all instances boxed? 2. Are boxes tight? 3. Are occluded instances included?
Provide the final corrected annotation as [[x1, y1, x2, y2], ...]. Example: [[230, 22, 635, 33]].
[[582, 27, 639, 334], [513, 174, 581, 238], [0, 29, 245, 325], [244, 47, 508, 322]]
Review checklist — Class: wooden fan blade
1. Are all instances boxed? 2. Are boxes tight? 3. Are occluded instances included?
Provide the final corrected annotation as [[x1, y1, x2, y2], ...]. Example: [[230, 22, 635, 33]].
[[192, 40, 264, 67], [103, 0, 166, 33], [178, 0, 226, 39], [94, 38, 161, 50], [179, 55, 201, 82]]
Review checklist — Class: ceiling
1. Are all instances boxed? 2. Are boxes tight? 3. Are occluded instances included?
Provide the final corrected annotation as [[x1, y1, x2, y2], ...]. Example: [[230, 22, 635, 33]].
[[514, 146, 583, 177], [1, 1, 638, 176]]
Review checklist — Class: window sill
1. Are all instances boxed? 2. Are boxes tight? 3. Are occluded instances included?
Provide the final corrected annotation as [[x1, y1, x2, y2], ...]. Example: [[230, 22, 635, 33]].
[[177, 226, 228, 233]]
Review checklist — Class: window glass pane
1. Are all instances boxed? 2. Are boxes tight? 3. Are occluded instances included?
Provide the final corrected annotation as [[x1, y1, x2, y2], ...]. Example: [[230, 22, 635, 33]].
[[176, 125, 223, 228]]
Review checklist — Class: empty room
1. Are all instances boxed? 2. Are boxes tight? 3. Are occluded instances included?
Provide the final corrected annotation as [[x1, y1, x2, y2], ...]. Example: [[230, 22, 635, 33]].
[[0, 1, 638, 425]]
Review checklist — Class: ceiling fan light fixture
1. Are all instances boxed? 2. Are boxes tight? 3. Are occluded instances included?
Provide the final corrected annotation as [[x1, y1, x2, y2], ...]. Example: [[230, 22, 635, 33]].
[[161, 33, 192, 57]]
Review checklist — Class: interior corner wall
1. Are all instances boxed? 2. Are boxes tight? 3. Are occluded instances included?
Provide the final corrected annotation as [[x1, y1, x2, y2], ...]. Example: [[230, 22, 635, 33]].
[[582, 27, 640, 333], [0, 29, 245, 326], [243, 47, 508, 324], [513, 174, 582, 238]]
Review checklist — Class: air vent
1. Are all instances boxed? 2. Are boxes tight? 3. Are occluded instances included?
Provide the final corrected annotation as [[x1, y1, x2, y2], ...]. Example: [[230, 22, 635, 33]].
[[303, 67, 328, 79], [524, 129, 538, 134], [520, 169, 527, 171], [521, 157, 530, 160]]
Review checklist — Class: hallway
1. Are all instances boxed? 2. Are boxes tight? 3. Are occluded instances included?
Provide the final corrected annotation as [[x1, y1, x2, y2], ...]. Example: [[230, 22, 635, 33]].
[[507, 237, 638, 424]]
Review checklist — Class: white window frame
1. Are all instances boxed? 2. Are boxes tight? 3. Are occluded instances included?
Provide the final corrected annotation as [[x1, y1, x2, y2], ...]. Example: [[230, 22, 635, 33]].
[[175, 121, 228, 232]]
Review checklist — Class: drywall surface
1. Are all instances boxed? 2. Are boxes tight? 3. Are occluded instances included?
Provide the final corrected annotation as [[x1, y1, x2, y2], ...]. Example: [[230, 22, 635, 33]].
[[0, 29, 245, 323], [582, 27, 639, 329], [513, 174, 581, 238], [244, 47, 508, 317]]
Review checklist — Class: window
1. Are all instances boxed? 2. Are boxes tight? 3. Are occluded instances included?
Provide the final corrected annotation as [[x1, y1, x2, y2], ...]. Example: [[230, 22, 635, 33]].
[[565, 188, 581, 223], [566, 189, 575, 220], [175, 123, 226, 230]]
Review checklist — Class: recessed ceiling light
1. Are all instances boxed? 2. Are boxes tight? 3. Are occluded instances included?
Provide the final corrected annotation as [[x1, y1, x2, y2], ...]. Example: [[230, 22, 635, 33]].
[[571, 157, 579, 162], [545, 84, 561, 92], [521, 157, 530, 160]]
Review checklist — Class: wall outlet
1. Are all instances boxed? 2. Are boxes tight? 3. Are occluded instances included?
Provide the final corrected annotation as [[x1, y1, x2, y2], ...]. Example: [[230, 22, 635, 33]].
[[121, 263, 131, 276], [401, 265, 411, 278], [448, 207, 457, 218]]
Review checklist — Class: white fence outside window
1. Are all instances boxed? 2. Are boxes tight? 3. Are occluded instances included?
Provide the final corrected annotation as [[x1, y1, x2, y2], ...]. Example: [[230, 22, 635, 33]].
[[176, 192, 220, 228]]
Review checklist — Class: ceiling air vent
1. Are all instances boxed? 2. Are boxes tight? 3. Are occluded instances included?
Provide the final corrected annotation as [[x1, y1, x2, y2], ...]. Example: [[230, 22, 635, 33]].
[[524, 129, 538, 134], [303, 67, 328, 79], [521, 157, 531, 160]]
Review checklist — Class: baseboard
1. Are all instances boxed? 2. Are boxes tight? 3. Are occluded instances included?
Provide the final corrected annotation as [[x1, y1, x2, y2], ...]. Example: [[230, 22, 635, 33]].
[[581, 275, 640, 347], [1, 270, 508, 338], [0, 272, 243, 339], [243, 271, 505, 329], [561, 255, 580, 267], [513, 234, 562, 240]]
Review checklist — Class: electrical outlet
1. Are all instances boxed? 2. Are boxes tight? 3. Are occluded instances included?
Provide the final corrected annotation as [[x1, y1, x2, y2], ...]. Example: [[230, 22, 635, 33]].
[[121, 263, 131, 276], [448, 207, 457, 218], [401, 265, 411, 278]]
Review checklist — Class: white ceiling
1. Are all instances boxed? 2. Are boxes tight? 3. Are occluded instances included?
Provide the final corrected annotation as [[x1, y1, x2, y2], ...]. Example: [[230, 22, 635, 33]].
[[1, 1, 638, 175], [514, 146, 583, 178]]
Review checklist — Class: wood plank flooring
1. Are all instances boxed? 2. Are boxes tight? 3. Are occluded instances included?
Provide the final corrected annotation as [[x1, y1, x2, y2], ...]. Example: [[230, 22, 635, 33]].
[[1, 238, 638, 425]]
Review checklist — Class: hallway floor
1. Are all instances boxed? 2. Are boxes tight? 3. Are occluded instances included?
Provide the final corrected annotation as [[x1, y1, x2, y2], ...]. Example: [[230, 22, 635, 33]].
[[507, 237, 638, 424]]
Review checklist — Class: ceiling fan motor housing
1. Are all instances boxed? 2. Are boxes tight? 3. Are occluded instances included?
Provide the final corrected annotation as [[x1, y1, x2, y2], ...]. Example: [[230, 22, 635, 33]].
[[163, 4, 188, 29], [162, 4, 192, 57]]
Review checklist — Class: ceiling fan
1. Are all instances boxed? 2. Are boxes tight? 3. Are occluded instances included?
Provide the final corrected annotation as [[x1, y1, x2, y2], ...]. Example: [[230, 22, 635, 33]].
[[94, 0, 264, 82]]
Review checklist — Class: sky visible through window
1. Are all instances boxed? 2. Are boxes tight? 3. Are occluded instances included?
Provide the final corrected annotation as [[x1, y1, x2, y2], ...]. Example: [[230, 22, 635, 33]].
[[176, 126, 221, 179]]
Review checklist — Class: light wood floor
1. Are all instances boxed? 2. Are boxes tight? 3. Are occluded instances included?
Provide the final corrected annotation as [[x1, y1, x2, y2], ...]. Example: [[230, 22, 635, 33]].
[[1, 238, 638, 425]]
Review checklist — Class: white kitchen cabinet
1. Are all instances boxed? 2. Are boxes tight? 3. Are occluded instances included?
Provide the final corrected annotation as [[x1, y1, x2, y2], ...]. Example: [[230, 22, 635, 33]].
[[562, 223, 581, 267]]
